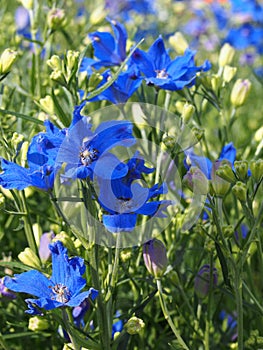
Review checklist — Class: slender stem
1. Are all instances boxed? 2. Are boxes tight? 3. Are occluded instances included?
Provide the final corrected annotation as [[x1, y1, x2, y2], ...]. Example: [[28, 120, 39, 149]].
[[156, 279, 189, 350], [20, 191, 37, 253], [235, 268, 243, 350], [62, 309, 81, 350]]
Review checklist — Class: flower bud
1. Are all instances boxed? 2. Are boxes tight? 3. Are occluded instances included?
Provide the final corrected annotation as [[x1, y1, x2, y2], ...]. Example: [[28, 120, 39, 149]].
[[50, 70, 67, 85], [216, 161, 236, 183], [234, 160, 249, 181], [230, 79, 251, 107], [66, 50, 79, 71], [39, 95, 55, 115], [218, 43, 235, 67], [194, 265, 218, 299], [250, 159, 263, 183], [192, 127, 204, 141], [18, 247, 41, 269], [47, 8, 67, 30], [183, 166, 209, 195], [90, 6, 106, 25], [11, 132, 24, 150], [125, 316, 145, 335], [232, 181, 247, 202], [0, 193, 5, 210], [28, 316, 49, 331], [0, 49, 18, 75], [143, 239, 168, 278], [47, 55, 62, 71], [20, 141, 29, 167], [120, 249, 132, 263], [52, 232, 75, 252], [223, 65, 237, 83], [0, 278, 16, 299], [211, 160, 231, 196], [38, 231, 55, 263], [169, 32, 189, 55], [181, 103, 195, 123], [19, 0, 33, 10], [211, 74, 221, 94]]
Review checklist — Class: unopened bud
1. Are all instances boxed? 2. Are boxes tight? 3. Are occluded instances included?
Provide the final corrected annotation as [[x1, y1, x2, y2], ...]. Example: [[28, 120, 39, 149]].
[[66, 50, 79, 75], [0, 193, 5, 209], [192, 126, 204, 141], [211, 74, 221, 94], [230, 79, 251, 107], [234, 160, 249, 181], [19, 0, 33, 10], [32, 223, 42, 247], [143, 239, 168, 278], [181, 103, 195, 123], [232, 181, 247, 202], [250, 159, 263, 183], [120, 249, 132, 263], [0, 49, 18, 75], [50, 70, 67, 85], [28, 316, 49, 331], [47, 8, 67, 30], [211, 160, 231, 196], [169, 32, 189, 55], [18, 248, 41, 269], [90, 6, 106, 25], [223, 65, 237, 83], [183, 166, 209, 195], [39, 95, 55, 115], [125, 316, 145, 335], [216, 161, 236, 183], [52, 232, 75, 252], [194, 265, 218, 299], [38, 232, 55, 263], [11, 132, 24, 150], [20, 141, 29, 167], [218, 43, 235, 67], [47, 55, 62, 71]]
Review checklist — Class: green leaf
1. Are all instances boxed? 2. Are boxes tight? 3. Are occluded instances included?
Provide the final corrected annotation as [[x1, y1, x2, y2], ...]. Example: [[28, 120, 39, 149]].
[[215, 242, 232, 290], [86, 38, 144, 100], [0, 261, 32, 271], [0, 109, 43, 126], [51, 89, 71, 126]]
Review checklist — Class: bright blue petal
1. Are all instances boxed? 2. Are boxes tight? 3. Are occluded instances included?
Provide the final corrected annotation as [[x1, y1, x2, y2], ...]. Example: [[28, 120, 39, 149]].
[[66, 288, 98, 307], [148, 36, 171, 70], [218, 142, 236, 165], [103, 213, 137, 232], [109, 19, 127, 61], [0, 158, 33, 190]]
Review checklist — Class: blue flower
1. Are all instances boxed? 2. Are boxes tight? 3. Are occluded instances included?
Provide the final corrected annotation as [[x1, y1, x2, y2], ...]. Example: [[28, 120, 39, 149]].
[[80, 19, 127, 75], [97, 154, 172, 232], [0, 121, 66, 191], [4, 241, 98, 314], [105, 0, 155, 21], [57, 103, 136, 180], [131, 36, 211, 91], [88, 66, 142, 104]]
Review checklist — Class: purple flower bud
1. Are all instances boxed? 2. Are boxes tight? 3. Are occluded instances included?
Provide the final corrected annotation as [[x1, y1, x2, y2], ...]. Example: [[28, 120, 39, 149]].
[[194, 264, 218, 299], [143, 239, 168, 278], [38, 231, 55, 263]]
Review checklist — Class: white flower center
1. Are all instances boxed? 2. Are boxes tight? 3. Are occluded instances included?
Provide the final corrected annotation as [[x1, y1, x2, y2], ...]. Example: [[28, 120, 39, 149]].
[[80, 146, 99, 166], [155, 69, 168, 79], [51, 283, 70, 303]]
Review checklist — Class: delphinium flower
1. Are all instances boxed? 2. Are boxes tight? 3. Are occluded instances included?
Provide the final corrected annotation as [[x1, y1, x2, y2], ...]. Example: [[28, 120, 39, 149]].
[[80, 19, 128, 75], [56, 102, 136, 180], [104, 0, 155, 21], [0, 121, 66, 191], [3, 241, 98, 315], [88, 66, 142, 104], [131, 36, 211, 91], [97, 153, 172, 232]]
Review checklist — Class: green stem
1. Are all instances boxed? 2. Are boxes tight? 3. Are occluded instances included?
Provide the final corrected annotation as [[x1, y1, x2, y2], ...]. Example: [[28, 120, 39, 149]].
[[156, 279, 189, 350], [235, 268, 243, 350], [20, 191, 37, 253], [62, 309, 81, 350]]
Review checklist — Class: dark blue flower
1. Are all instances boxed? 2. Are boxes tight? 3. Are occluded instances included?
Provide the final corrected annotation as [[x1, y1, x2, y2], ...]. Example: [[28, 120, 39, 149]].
[[105, 0, 155, 21], [97, 154, 172, 232], [131, 36, 211, 91], [4, 241, 98, 314], [57, 103, 136, 180], [88, 66, 142, 104], [80, 19, 127, 75], [0, 121, 66, 191]]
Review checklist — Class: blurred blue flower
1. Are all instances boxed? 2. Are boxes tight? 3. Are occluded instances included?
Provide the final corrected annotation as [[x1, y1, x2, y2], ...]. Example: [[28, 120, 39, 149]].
[[105, 0, 155, 20], [4, 241, 98, 315], [0, 277, 16, 299], [57, 102, 136, 180], [38, 231, 56, 263], [230, 0, 263, 23], [131, 36, 211, 91], [88, 66, 142, 104], [97, 154, 171, 232], [0, 121, 66, 191]]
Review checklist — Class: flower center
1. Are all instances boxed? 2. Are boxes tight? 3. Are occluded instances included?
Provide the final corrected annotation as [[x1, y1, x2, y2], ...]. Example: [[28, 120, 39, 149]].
[[80, 146, 99, 166], [116, 198, 134, 213], [155, 69, 168, 79], [51, 283, 71, 303]]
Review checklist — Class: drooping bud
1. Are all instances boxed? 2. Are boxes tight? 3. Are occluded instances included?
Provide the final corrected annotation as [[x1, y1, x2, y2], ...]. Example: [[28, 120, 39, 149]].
[[223, 65, 237, 83], [183, 166, 209, 195], [18, 248, 41, 269], [0, 49, 18, 75], [230, 79, 251, 108], [143, 239, 168, 278], [211, 160, 231, 196], [250, 159, 263, 183], [194, 264, 218, 299], [234, 160, 249, 182], [232, 181, 247, 202], [169, 32, 189, 55], [218, 43, 235, 67], [181, 103, 195, 123], [125, 316, 145, 335], [28, 316, 49, 331]]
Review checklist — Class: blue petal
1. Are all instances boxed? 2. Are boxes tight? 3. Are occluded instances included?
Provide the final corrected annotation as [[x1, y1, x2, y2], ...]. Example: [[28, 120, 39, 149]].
[[89, 31, 121, 64], [148, 36, 171, 71], [218, 142, 236, 165], [109, 19, 127, 61], [103, 213, 137, 232], [131, 48, 155, 77], [0, 158, 33, 190], [66, 288, 98, 307], [93, 153, 128, 180], [4, 270, 50, 298]]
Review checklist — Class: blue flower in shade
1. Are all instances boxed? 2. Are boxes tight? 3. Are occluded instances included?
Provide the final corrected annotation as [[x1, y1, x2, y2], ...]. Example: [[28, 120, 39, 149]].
[[80, 19, 127, 75], [56, 103, 136, 180], [4, 241, 98, 315], [97, 154, 172, 232], [131, 36, 211, 91], [0, 121, 66, 191], [88, 66, 142, 104], [105, 0, 155, 20], [185, 142, 236, 180], [230, 0, 263, 23]]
